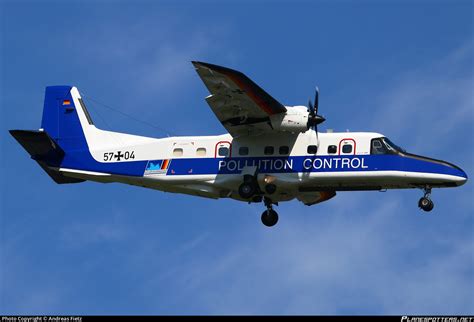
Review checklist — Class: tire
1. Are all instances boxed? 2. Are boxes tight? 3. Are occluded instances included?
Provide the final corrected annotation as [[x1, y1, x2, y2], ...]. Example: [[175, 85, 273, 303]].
[[425, 199, 434, 211], [265, 184, 276, 195], [239, 182, 256, 199], [419, 197, 434, 212], [261, 209, 278, 227]]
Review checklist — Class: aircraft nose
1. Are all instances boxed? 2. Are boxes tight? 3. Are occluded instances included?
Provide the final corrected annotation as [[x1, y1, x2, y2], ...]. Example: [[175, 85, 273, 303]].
[[404, 153, 468, 186], [453, 165, 468, 186], [438, 160, 468, 186]]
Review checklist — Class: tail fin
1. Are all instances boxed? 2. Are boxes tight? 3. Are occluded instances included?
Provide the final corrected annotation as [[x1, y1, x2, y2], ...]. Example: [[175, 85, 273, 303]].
[[11, 85, 149, 180], [41, 86, 93, 152], [10, 86, 94, 184]]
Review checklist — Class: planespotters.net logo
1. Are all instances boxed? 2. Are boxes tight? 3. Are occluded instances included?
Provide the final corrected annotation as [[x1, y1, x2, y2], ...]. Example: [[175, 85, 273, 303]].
[[402, 317, 474, 322]]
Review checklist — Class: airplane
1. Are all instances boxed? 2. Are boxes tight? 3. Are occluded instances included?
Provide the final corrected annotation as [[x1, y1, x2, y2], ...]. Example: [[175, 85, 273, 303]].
[[10, 61, 468, 227]]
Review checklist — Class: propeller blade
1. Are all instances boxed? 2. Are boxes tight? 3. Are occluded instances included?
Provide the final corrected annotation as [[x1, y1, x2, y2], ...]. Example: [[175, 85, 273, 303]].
[[307, 86, 325, 132], [314, 87, 319, 114]]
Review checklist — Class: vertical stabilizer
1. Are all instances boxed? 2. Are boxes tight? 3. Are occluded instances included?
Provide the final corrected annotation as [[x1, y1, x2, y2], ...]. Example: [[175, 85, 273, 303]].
[[40, 86, 93, 153]]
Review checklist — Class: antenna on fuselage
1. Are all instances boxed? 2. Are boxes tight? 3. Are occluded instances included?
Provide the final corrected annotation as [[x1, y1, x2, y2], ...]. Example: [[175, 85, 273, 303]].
[[81, 92, 176, 137]]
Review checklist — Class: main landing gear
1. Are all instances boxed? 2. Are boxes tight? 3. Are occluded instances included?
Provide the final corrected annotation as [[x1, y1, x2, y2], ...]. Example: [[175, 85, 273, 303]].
[[238, 175, 279, 227], [418, 187, 434, 212], [238, 175, 258, 199]]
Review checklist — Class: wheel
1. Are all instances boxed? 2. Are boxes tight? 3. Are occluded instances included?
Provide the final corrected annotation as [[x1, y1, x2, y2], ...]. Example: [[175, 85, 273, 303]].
[[418, 197, 434, 212], [426, 199, 434, 211], [261, 209, 278, 227], [239, 182, 256, 199], [265, 184, 276, 195]]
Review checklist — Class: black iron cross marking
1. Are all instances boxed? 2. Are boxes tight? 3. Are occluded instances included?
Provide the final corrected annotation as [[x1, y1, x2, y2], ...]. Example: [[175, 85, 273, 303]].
[[114, 151, 124, 161]]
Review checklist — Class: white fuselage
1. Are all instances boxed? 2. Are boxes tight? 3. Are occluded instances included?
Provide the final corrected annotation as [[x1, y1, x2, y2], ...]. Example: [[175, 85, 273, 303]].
[[59, 118, 467, 205]]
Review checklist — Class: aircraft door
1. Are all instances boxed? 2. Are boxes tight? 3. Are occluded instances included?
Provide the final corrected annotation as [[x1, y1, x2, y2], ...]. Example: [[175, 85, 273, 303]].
[[339, 138, 356, 155], [215, 141, 232, 158]]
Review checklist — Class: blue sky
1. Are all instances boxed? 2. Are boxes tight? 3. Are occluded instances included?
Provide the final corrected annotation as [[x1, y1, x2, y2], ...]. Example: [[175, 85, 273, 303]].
[[1, 0, 473, 315]]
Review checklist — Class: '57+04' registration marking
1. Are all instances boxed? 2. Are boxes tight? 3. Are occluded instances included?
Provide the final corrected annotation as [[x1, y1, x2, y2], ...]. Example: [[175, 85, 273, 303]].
[[103, 151, 135, 162]]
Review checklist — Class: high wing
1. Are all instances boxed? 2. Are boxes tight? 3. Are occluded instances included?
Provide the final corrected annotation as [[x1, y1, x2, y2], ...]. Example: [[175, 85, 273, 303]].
[[192, 61, 287, 137]]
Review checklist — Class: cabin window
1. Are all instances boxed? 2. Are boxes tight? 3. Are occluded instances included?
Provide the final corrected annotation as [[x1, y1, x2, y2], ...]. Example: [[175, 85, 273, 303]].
[[173, 148, 183, 157], [327, 145, 337, 154], [239, 147, 249, 156], [307, 145, 318, 154], [342, 144, 353, 154], [196, 148, 206, 156], [264, 146, 274, 155], [218, 147, 229, 157], [279, 146, 289, 155]]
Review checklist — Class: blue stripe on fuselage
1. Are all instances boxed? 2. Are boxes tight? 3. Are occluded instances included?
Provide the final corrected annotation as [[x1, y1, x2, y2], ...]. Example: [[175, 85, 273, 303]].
[[165, 155, 466, 178], [59, 152, 467, 179]]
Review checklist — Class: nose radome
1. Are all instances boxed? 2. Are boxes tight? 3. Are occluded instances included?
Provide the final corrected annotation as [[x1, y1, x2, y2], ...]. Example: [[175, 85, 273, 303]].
[[411, 153, 468, 186], [455, 167, 468, 186]]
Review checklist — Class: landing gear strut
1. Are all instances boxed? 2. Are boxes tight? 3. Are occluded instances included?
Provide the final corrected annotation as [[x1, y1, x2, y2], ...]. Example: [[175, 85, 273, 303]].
[[418, 187, 434, 212], [261, 197, 278, 227]]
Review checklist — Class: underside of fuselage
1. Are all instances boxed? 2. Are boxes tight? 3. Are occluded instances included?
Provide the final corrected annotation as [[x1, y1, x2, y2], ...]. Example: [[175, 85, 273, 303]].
[[57, 164, 466, 204]]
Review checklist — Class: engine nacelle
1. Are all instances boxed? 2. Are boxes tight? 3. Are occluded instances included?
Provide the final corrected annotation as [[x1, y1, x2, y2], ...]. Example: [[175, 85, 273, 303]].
[[270, 106, 309, 133]]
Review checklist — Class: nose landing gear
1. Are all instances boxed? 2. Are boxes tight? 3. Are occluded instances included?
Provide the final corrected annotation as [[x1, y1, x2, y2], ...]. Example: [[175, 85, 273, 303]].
[[418, 187, 434, 212], [261, 197, 278, 227]]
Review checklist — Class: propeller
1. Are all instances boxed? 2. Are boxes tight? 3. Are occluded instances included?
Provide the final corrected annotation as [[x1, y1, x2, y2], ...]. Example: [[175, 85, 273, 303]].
[[307, 87, 326, 142]]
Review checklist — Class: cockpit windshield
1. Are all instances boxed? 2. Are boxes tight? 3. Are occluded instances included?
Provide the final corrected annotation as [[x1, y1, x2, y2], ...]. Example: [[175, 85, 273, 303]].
[[383, 138, 405, 153], [371, 137, 405, 155]]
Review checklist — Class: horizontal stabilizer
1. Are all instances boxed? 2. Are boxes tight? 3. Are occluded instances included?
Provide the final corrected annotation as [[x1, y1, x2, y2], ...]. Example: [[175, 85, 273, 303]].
[[9, 130, 84, 184], [10, 130, 64, 161]]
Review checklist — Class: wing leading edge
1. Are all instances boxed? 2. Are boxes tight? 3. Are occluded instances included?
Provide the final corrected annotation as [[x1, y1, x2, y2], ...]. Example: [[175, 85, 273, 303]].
[[192, 61, 287, 137]]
